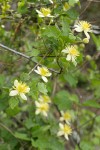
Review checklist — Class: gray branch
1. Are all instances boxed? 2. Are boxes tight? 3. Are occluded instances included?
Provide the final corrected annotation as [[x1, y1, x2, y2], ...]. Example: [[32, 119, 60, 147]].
[[0, 43, 31, 60]]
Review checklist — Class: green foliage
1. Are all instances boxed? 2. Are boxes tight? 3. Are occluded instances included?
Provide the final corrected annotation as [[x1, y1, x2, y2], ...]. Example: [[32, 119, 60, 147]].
[[0, 0, 100, 149], [38, 82, 48, 94]]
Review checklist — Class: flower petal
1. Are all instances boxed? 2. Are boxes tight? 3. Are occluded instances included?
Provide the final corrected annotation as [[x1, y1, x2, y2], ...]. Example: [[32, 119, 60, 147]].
[[42, 76, 48, 82], [84, 31, 90, 39], [59, 123, 64, 129], [57, 131, 64, 136], [35, 101, 40, 107], [62, 49, 68, 53], [26, 87, 30, 93], [43, 111, 48, 117], [74, 27, 83, 32], [20, 93, 27, 100], [65, 134, 69, 140], [34, 69, 40, 74], [46, 72, 52, 77], [35, 109, 41, 115], [14, 80, 19, 87], [9, 90, 18, 96], [72, 57, 77, 66], [60, 117, 64, 121], [66, 54, 71, 61]]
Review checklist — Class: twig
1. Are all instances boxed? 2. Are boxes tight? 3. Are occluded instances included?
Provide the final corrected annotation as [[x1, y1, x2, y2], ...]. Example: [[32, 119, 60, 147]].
[[0, 43, 60, 74], [0, 122, 15, 137], [80, 1, 92, 16], [78, 115, 98, 129], [0, 43, 31, 61]]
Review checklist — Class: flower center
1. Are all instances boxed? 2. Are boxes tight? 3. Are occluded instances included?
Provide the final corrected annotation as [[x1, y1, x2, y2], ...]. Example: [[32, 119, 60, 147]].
[[42, 95, 50, 103], [16, 83, 28, 93], [63, 113, 71, 120], [69, 48, 79, 56], [63, 125, 72, 134], [40, 68, 49, 76], [41, 8, 51, 16], [40, 103, 49, 111], [80, 21, 91, 31]]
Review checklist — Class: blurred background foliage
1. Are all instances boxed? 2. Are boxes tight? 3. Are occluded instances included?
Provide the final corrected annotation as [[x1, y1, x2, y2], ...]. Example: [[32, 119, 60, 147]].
[[0, 0, 100, 150]]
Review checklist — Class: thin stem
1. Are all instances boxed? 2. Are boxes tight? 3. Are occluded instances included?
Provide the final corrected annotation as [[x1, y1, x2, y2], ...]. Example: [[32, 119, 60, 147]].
[[0, 122, 15, 137]]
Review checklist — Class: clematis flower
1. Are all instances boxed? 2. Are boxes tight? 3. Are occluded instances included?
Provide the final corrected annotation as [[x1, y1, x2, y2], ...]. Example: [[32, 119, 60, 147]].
[[62, 45, 79, 66], [36, 8, 53, 18], [9, 80, 30, 100], [60, 111, 71, 124], [35, 101, 49, 117], [74, 21, 92, 39], [39, 95, 51, 103], [57, 123, 72, 140], [34, 66, 52, 82]]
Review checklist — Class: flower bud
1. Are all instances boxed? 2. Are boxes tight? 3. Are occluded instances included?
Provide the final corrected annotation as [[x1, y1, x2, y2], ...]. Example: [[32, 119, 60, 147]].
[[86, 55, 92, 61], [83, 38, 89, 44]]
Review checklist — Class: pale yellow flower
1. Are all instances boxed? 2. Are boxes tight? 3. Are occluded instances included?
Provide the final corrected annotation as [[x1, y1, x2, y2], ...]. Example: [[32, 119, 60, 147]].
[[57, 123, 72, 140], [60, 111, 71, 124], [35, 101, 49, 117], [34, 66, 52, 82], [62, 45, 79, 66], [36, 8, 53, 18], [74, 21, 92, 39], [39, 95, 51, 103], [9, 80, 30, 100]]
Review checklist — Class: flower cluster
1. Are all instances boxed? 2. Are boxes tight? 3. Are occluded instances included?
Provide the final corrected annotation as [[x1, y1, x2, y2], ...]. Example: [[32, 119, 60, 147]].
[[57, 111, 72, 140], [35, 95, 51, 117]]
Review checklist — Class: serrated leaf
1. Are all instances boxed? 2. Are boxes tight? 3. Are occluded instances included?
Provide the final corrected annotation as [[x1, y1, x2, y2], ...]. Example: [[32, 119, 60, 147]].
[[14, 132, 30, 141], [42, 26, 62, 38], [20, 73, 30, 81], [31, 134, 65, 150], [6, 107, 20, 116], [53, 90, 72, 110], [38, 82, 48, 94], [9, 98, 19, 109], [83, 100, 100, 108]]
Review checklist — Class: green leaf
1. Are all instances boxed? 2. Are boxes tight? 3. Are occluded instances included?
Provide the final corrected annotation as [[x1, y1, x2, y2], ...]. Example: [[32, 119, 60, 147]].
[[0, 75, 5, 87], [31, 124, 50, 138], [20, 73, 30, 81], [83, 100, 100, 108], [31, 134, 65, 150], [6, 107, 20, 116], [14, 132, 30, 141], [69, 0, 79, 6], [24, 119, 34, 129], [80, 141, 93, 150], [64, 73, 78, 87], [38, 82, 48, 94], [53, 90, 72, 110], [42, 26, 62, 38], [61, 17, 70, 36], [9, 98, 19, 109]]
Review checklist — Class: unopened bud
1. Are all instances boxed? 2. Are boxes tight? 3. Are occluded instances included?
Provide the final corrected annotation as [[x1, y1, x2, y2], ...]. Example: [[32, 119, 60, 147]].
[[80, 44, 85, 48], [86, 55, 92, 61], [83, 38, 89, 44]]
